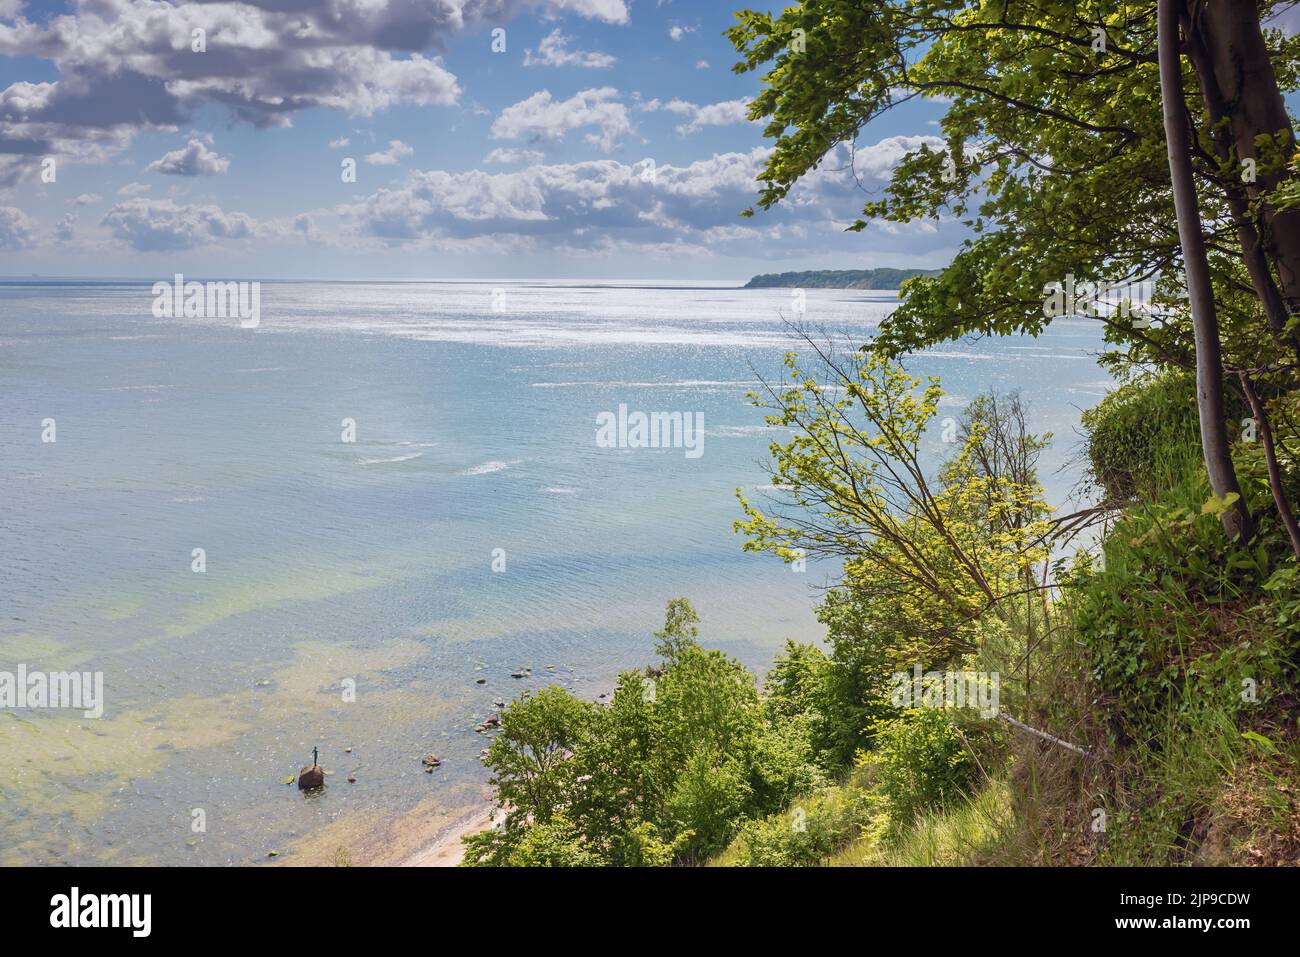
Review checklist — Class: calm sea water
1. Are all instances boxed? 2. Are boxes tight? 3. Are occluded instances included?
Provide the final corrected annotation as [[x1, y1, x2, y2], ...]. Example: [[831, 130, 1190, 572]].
[[0, 280, 1108, 864]]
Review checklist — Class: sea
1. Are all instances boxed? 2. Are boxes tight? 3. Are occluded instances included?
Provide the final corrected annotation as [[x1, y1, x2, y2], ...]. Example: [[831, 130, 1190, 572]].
[[0, 279, 1110, 864]]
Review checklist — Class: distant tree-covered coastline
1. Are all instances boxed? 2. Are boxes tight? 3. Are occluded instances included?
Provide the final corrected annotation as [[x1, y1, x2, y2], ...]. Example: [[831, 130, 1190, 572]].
[[744, 269, 941, 289]]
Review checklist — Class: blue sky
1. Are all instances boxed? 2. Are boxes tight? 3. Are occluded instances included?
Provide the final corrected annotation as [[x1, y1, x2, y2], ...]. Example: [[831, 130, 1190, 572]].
[[0, 0, 961, 279]]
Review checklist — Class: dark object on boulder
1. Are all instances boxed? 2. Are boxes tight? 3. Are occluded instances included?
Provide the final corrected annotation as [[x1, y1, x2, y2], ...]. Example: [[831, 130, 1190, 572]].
[[476, 712, 500, 733], [422, 754, 442, 773], [297, 764, 325, 790]]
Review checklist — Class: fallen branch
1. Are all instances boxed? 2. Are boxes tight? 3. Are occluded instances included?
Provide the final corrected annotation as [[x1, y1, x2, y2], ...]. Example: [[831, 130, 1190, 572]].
[[1000, 714, 1091, 757]]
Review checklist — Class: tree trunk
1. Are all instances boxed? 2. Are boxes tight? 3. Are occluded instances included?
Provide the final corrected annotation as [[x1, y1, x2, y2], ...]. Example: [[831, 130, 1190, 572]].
[[1158, 0, 1255, 543], [1239, 372, 1300, 560], [1185, 0, 1300, 331]]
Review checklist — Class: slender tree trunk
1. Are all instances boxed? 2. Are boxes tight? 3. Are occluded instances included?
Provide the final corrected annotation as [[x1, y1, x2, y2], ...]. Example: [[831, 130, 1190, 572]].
[[1239, 372, 1300, 560], [1158, 0, 1255, 543]]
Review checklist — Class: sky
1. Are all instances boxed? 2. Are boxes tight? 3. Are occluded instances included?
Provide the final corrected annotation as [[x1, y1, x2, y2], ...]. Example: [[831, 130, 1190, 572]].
[[0, 0, 962, 280]]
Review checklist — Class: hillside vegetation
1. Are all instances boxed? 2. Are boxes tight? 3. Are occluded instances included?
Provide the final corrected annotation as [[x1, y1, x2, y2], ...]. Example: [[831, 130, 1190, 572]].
[[464, 0, 1300, 867]]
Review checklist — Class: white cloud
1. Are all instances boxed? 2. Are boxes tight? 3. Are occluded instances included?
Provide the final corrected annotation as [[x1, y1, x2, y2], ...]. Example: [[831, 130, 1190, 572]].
[[834, 134, 947, 180], [73, 192, 101, 206], [0, 205, 36, 248], [146, 137, 230, 176], [100, 198, 256, 251], [366, 139, 415, 166], [669, 25, 695, 41], [329, 137, 351, 150], [0, 0, 23, 20], [644, 97, 755, 135], [491, 87, 631, 153], [484, 147, 545, 165], [117, 182, 151, 196], [695, 60, 710, 70], [524, 29, 616, 69], [329, 134, 957, 261], [0, 0, 629, 182]]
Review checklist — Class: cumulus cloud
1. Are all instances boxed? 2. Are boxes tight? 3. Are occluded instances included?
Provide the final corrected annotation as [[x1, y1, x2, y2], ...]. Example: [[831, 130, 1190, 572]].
[[669, 25, 695, 41], [73, 192, 101, 205], [100, 198, 256, 251], [0, 205, 35, 247], [329, 137, 351, 150], [366, 139, 415, 165], [117, 182, 151, 196], [491, 87, 631, 153], [146, 137, 230, 176], [55, 212, 75, 243], [836, 134, 947, 179], [484, 147, 545, 165], [330, 134, 951, 260], [644, 97, 755, 135], [0, 0, 628, 183], [524, 29, 616, 68], [0, 0, 22, 20]]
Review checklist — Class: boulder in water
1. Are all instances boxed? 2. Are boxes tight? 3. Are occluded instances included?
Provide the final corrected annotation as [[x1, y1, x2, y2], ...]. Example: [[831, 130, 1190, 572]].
[[297, 764, 325, 790]]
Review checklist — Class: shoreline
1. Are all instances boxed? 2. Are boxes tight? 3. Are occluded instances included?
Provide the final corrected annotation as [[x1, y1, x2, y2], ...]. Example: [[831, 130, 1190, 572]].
[[399, 806, 497, 867]]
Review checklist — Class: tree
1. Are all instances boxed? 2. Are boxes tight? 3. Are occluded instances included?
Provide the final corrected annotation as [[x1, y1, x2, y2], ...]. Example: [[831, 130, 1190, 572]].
[[735, 338, 1055, 665], [728, 0, 1300, 547], [1157, 0, 1253, 541], [480, 686, 596, 826]]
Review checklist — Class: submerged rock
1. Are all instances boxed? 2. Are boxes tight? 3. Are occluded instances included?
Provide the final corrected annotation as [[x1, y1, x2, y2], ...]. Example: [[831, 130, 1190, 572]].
[[422, 754, 442, 772]]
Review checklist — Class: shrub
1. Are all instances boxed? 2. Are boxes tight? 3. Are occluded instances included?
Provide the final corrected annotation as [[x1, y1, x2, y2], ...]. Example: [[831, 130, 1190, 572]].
[[728, 779, 874, 866], [1069, 450, 1299, 741], [864, 708, 980, 835], [1080, 371, 1204, 502]]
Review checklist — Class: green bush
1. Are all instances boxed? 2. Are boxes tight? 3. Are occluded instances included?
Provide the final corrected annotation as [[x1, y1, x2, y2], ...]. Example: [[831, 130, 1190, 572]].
[[1080, 372, 1203, 502], [727, 780, 874, 866], [864, 708, 980, 835]]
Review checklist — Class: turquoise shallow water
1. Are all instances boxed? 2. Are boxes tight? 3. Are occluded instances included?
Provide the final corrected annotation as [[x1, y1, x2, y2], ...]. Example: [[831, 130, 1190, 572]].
[[0, 280, 1108, 864]]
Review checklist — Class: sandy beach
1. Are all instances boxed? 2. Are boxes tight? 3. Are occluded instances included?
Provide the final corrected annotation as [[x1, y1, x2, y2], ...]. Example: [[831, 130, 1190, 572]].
[[400, 808, 498, 867]]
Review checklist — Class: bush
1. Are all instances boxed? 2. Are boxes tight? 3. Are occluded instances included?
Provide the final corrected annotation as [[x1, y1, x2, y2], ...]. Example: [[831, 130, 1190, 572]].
[[864, 709, 980, 835], [1080, 371, 1203, 502], [727, 778, 874, 866], [1070, 446, 1299, 741], [463, 811, 605, 867]]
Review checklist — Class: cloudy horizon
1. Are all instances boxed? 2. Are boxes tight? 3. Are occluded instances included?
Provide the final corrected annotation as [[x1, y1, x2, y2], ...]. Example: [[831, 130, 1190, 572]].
[[0, 0, 963, 279]]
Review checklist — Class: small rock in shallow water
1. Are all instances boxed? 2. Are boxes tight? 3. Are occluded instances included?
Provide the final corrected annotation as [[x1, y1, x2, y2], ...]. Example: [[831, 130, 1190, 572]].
[[421, 754, 442, 769], [267, 850, 279, 858], [475, 677, 487, 684], [347, 775, 357, 784]]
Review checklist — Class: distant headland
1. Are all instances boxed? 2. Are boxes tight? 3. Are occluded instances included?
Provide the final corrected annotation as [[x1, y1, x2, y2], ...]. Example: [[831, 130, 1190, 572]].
[[744, 268, 941, 289]]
